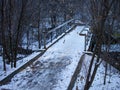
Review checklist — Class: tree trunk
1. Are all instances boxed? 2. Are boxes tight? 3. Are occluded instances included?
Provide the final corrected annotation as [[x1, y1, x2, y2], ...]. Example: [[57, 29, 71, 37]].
[[37, 0, 41, 49], [2, 48, 6, 71], [84, 47, 96, 90], [84, 38, 101, 90], [9, 0, 14, 68], [104, 62, 107, 85], [27, 30, 30, 50], [38, 28, 41, 49], [1, 0, 7, 70]]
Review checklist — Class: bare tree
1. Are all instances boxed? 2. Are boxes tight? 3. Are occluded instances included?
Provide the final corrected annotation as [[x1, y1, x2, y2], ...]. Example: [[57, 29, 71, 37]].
[[0, 0, 29, 69], [84, 0, 115, 90]]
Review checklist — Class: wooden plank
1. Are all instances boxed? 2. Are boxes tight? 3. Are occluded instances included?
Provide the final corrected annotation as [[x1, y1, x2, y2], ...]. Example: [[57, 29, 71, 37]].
[[67, 54, 85, 90], [79, 33, 86, 36]]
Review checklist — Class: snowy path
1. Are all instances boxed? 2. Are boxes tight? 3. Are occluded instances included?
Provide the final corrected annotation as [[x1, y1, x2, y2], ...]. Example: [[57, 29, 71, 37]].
[[0, 26, 86, 90]]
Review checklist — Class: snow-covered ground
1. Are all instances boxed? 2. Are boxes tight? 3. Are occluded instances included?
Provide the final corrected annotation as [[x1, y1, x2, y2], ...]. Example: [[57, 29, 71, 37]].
[[0, 52, 41, 81], [102, 44, 120, 52], [73, 54, 120, 90], [1, 25, 119, 90], [0, 26, 87, 90]]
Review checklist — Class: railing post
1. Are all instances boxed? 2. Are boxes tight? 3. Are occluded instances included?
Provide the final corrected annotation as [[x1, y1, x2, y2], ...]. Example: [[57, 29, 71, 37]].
[[79, 28, 89, 51]]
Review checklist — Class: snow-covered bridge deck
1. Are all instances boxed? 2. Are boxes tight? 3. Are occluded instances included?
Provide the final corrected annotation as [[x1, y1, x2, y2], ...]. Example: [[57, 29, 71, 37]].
[[0, 26, 89, 90]]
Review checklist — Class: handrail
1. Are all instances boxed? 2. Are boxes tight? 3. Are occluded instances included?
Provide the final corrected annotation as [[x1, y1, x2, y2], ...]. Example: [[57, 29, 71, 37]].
[[47, 19, 74, 34], [42, 19, 75, 49]]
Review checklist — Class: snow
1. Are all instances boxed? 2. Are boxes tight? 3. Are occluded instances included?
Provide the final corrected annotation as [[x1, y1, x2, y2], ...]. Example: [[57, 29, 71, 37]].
[[109, 44, 120, 52], [0, 25, 76, 82], [102, 44, 120, 52], [0, 52, 41, 81], [1, 24, 119, 90], [0, 26, 87, 90], [73, 54, 120, 90], [90, 62, 120, 90]]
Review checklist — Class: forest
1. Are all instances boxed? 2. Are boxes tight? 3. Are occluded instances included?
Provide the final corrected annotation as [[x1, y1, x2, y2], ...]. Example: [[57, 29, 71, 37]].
[[0, 0, 88, 69], [0, 0, 120, 90]]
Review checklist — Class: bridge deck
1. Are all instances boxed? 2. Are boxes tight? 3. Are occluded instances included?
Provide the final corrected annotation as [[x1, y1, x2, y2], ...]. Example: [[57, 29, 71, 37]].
[[0, 26, 87, 90]]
